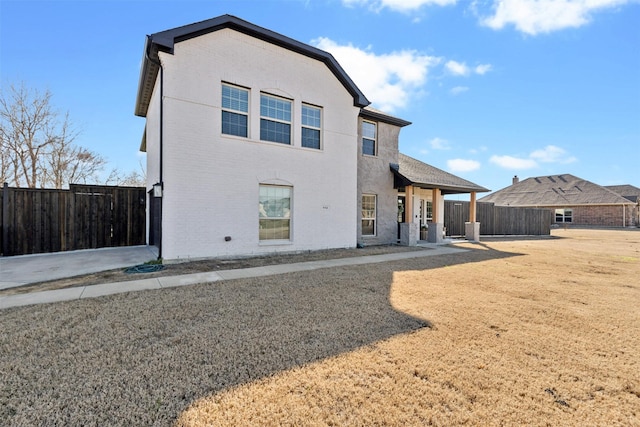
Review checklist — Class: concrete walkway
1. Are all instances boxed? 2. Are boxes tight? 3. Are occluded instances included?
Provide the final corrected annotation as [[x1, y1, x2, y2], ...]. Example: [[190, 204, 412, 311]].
[[0, 246, 159, 290], [0, 245, 467, 310]]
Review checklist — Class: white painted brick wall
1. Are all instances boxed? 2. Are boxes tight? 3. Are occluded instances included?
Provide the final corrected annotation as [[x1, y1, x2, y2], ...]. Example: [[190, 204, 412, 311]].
[[146, 29, 359, 260]]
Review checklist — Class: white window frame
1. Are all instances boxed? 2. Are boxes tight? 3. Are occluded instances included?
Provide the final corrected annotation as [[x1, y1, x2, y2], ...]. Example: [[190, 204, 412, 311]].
[[221, 83, 249, 138], [301, 103, 322, 149], [260, 93, 292, 145], [259, 185, 292, 241], [362, 194, 377, 236], [555, 208, 573, 223]]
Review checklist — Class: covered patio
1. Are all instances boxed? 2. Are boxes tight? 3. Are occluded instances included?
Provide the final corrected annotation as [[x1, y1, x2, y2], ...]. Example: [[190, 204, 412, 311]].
[[391, 153, 490, 244]]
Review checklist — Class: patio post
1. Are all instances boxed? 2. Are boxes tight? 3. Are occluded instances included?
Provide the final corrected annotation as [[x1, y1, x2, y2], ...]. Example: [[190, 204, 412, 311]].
[[400, 185, 418, 246], [465, 191, 481, 242], [427, 188, 445, 243]]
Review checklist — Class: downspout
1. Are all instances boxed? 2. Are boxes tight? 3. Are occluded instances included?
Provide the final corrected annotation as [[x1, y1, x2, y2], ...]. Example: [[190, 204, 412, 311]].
[[146, 35, 164, 260]]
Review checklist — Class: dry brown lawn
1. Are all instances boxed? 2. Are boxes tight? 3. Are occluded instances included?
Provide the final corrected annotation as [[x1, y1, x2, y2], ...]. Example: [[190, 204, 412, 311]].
[[1, 228, 639, 426]]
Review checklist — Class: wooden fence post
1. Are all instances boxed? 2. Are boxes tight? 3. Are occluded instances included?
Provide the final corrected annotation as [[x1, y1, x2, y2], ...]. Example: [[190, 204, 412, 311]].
[[2, 182, 9, 256]]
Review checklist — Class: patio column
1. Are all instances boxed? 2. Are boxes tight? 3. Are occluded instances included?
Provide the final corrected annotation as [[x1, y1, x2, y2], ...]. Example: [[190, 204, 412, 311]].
[[465, 191, 481, 242], [427, 188, 445, 243], [400, 185, 418, 246], [469, 191, 477, 222], [405, 185, 413, 223]]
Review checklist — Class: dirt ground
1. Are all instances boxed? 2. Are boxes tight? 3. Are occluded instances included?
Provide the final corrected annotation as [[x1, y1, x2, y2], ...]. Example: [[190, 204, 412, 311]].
[[1, 228, 639, 426]]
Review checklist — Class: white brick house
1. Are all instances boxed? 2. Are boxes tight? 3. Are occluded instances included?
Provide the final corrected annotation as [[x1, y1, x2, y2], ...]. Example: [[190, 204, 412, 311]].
[[135, 15, 487, 261]]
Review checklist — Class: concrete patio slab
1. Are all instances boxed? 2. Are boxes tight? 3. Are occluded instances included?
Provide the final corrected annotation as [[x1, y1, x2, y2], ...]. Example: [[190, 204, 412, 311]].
[[0, 246, 159, 290]]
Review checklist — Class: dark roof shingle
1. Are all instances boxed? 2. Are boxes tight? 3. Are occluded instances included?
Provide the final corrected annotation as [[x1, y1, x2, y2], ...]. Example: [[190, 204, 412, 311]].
[[604, 184, 640, 203], [479, 174, 634, 206], [391, 153, 489, 194]]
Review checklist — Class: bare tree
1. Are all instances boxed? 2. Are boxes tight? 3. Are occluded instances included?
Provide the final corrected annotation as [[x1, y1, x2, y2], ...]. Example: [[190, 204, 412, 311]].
[[42, 113, 106, 188], [0, 82, 106, 188], [0, 84, 55, 187], [105, 161, 146, 187]]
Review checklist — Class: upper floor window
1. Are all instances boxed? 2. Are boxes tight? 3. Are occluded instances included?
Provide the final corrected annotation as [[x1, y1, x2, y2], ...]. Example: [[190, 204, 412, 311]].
[[221, 84, 249, 137], [362, 121, 377, 156], [301, 104, 321, 149], [260, 94, 291, 144]]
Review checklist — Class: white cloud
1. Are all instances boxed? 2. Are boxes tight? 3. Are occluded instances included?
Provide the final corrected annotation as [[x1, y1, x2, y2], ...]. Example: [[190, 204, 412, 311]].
[[450, 86, 469, 95], [446, 60, 493, 77], [480, 0, 631, 35], [490, 144, 577, 170], [430, 137, 452, 149], [530, 145, 577, 163], [448, 158, 481, 172], [475, 64, 493, 75], [490, 155, 538, 169], [445, 60, 470, 76], [313, 37, 440, 112], [342, 0, 457, 13]]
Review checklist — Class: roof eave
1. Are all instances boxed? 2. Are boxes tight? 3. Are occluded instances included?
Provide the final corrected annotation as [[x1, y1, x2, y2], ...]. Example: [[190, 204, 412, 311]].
[[134, 15, 370, 117], [360, 108, 411, 127], [134, 37, 159, 118], [390, 164, 489, 194]]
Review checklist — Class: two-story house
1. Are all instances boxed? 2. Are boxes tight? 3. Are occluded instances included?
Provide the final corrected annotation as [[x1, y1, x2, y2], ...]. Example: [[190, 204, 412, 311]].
[[135, 15, 487, 261]]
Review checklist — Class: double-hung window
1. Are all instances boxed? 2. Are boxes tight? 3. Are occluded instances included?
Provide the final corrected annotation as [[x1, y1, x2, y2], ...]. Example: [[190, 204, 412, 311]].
[[362, 194, 376, 236], [301, 104, 321, 149], [260, 94, 291, 144], [221, 84, 249, 137], [259, 185, 292, 240], [362, 121, 377, 156]]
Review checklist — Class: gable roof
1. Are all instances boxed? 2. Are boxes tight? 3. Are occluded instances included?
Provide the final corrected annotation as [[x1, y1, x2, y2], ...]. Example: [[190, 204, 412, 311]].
[[390, 153, 490, 195], [135, 14, 369, 117], [479, 174, 634, 206], [604, 184, 640, 203]]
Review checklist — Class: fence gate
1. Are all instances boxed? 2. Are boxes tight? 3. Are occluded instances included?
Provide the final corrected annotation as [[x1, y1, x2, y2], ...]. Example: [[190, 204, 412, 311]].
[[1, 184, 146, 256]]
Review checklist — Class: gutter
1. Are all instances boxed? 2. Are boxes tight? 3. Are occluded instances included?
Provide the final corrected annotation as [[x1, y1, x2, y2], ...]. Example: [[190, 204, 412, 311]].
[[145, 35, 164, 260]]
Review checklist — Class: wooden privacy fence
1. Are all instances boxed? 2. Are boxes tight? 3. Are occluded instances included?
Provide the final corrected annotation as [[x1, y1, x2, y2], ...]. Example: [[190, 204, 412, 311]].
[[1, 183, 146, 256], [445, 200, 552, 236]]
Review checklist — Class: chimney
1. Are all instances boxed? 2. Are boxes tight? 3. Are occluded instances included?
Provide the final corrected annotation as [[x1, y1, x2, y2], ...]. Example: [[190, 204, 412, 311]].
[[512, 175, 519, 185]]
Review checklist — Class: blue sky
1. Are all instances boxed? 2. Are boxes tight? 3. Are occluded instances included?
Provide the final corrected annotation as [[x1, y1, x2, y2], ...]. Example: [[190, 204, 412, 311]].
[[1, 0, 638, 195]]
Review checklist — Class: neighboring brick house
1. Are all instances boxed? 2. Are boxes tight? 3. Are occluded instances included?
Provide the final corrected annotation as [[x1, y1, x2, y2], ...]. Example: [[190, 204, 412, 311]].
[[480, 175, 638, 228], [605, 184, 640, 226], [135, 15, 487, 261]]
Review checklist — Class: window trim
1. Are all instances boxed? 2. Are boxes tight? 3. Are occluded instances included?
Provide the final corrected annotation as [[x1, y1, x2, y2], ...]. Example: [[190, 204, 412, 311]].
[[301, 103, 322, 150], [259, 184, 292, 241], [555, 208, 573, 223], [361, 194, 377, 236], [362, 120, 377, 156], [221, 83, 249, 138], [260, 93, 292, 145]]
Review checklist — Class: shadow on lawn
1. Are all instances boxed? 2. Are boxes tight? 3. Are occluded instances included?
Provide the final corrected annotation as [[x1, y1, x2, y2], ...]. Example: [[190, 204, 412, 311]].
[[0, 245, 522, 425]]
